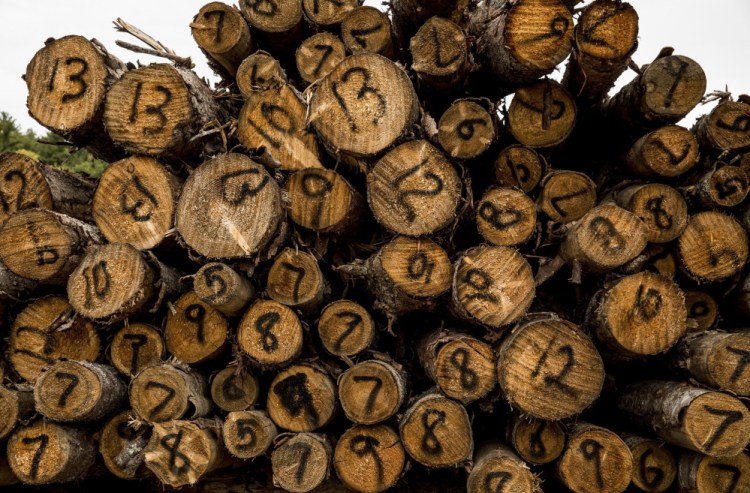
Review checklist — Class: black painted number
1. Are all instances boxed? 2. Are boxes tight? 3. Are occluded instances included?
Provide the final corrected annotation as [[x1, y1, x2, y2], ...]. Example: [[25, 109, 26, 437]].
[[393, 158, 444, 223], [21, 434, 49, 480], [352, 375, 382, 415], [53, 371, 80, 407]]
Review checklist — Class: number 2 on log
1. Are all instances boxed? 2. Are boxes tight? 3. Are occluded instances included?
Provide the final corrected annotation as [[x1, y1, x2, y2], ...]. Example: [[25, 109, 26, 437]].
[[393, 158, 444, 223]]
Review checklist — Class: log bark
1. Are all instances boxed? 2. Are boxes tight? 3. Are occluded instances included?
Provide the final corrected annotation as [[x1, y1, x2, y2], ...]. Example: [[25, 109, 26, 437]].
[[165, 291, 228, 364], [417, 329, 496, 405], [25, 35, 127, 161], [338, 359, 407, 424], [333, 424, 406, 493], [309, 53, 419, 157], [92, 155, 181, 250], [175, 153, 284, 260], [210, 365, 260, 412], [451, 246, 535, 329], [0, 152, 96, 225], [98, 410, 149, 480], [267, 363, 337, 432], [391, 0, 472, 48], [0, 385, 35, 441], [34, 360, 127, 422], [271, 432, 332, 493], [677, 211, 749, 283], [587, 271, 687, 357], [67, 242, 180, 323], [556, 422, 634, 493], [191, 2, 254, 78], [0, 208, 103, 285], [104, 63, 229, 163], [398, 391, 473, 469], [8, 296, 101, 383], [7, 420, 96, 485], [317, 300, 375, 358], [496, 315, 605, 420], [130, 363, 211, 422], [110, 323, 165, 378], [618, 380, 750, 457], [238, 299, 304, 367], [467, 444, 537, 493]]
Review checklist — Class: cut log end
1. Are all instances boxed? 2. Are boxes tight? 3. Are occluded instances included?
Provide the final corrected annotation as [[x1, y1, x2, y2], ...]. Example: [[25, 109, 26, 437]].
[[238, 299, 304, 367], [333, 424, 406, 493], [302, 0, 359, 27], [317, 300, 375, 357], [192, 2, 253, 77], [494, 145, 547, 193], [467, 444, 537, 493], [678, 211, 749, 283], [410, 17, 468, 90], [508, 80, 577, 148], [267, 363, 337, 432], [267, 248, 329, 310], [165, 291, 228, 364], [210, 366, 260, 412], [130, 364, 210, 422], [438, 100, 496, 160], [339, 360, 406, 425], [626, 125, 699, 178], [616, 183, 688, 243], [625, 435, 677, 493], [507, 416, 566, 465], [342, 7, 394, 59], [110, 323, 165, 378], [236, 51, 286, 97], [194, 262, 254, 317], [538, 171, 597, 223], [296, 33, 346, 85], [223, 410, 277, 459], [271, 432, 332, 493], [99, 410, 149, 480]]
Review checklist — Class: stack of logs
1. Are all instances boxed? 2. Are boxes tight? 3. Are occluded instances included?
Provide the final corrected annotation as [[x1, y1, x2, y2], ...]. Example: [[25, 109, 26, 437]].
[[1, 0, 750, 491]]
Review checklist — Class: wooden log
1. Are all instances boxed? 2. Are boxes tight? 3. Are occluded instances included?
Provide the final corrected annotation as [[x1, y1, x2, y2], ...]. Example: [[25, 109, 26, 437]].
[[0, 208, 103, 284], [588, 271, 687, 357], [476, 186, 537, 247], [0, 257, 39, 302], [7, 420, 96, 485], [110, 323, 165, 378], [508, 79, 577, 149], [399, 392, 473, 468], [451, 246, 535, 329], [562, 0, 639, 103], [223, 409, 277, 459], [410, 17, 469, 91], [194, 262, 254, 317], [9, 296, 101, 383], [130, 363, 211, 422], [286, 167, 366, 236], [694, 97, 750, 154], [238, 83, 323, 170], [104, 63, 229, 162], [391, 0, 471, 47], [99, 410, 149, 480], [309, 53, 419, 157], [467, 444, 537, 493], [191, 2, 254, 78], [468, 0, 573, 87], [685, 290, 718, 333], [678, 451, 750, 493], [333, 424, 406, 493], [210, 366, 260, 412], [296, 33, 346, 85], [67, 242, 180, 323], [559, 203, 648, 273], [92, 155, 181, 250], [0, 152, 96, 225], [642, 244, 679, 280], [626, 125, 700, 178], [239, 0, 304, 53], [367, 140, 461, 236], [175, 153, 283, 259], [341, 7, 394, 59], [417, 330, 496, 405], [317, 300, 375, 358], [238, 299, 304, 367], [165, 291, 228, 364], [622, 434, 677, 493], [497, 316, 605, 420], [267, 363, 337, 432], [677, 211, 749, 283], [556, 422, 634, 493], [236, 51, 287, 98], [343, 236, 453, 317], [603, 51, 706, 133], [0, 385, 34, 441], [34, 360, 126, 422], [685, 165, 749, 209], [438, 100, 496, 160], [618, 380, 750, 457], [144, 419, 224, 487], [24, 35, 127, 161], [537, 170, 597, 223], [672, 331, 750, 397], [267, 248, 330, 311], [506, 415, 566, 465], [338, 359, 407, 424], [494, 144, 548, 193], [302, 0, 359, 28], [615, 183, 688, 243], [271, 432, 332, 493]]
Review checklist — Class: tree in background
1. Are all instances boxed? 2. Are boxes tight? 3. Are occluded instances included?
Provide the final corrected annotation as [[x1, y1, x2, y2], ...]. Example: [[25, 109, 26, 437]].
[[0, 111, 107, 177]]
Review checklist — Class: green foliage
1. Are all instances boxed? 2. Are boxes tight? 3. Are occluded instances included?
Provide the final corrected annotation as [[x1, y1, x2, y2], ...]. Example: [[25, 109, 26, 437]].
[[0, 111, 107, 177]]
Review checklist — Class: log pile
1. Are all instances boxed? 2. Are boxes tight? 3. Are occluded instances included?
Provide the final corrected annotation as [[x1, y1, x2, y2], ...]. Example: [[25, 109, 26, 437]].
[[1, 0, 750, 491]]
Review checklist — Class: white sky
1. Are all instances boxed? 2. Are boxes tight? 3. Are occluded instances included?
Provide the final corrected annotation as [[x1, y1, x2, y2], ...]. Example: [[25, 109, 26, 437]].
[[1, 0, 748, 133]]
